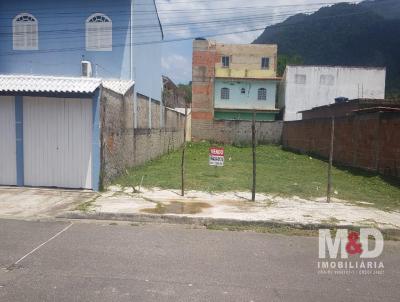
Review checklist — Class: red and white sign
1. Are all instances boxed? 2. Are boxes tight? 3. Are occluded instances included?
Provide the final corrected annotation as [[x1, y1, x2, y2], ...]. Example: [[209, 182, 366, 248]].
[[209, 147, 224, 166]]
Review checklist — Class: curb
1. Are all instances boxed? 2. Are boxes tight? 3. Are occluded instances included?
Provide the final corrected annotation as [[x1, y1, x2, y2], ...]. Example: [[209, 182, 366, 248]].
[[58, 211, 400, 238]]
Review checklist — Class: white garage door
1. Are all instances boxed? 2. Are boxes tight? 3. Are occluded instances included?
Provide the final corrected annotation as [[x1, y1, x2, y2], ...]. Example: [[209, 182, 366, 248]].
[[23, 97, 93, 189], [0, 96, 17, 185]]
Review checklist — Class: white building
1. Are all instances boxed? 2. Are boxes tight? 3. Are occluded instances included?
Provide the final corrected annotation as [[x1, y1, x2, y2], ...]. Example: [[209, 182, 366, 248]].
[[278, 65, 386, 121]]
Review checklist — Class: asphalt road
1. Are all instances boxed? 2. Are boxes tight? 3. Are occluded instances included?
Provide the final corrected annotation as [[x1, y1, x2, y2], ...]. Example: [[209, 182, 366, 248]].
[[0, 219, 399, 302]]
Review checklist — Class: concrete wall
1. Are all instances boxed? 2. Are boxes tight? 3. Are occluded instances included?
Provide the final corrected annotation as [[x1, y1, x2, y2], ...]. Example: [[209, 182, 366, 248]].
[[101, 88, 135, 185], [101, 89, 184, 186], [282, 112, 400, 178], [192, 119, 282, 145], [279, 66, 386, 121], [131, 0, 163, 101], [215, 43, 278, 79]]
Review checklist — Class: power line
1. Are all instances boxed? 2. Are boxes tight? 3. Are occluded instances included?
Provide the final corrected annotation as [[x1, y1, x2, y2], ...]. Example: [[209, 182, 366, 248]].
[[0, 9, 373, 57]]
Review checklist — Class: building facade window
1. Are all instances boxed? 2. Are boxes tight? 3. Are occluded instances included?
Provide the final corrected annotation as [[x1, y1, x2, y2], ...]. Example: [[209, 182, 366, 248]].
[[13, 13, 38, 50], [261, 57, 269, 69], [222, 56, 230, 68], [295, 74, 306, 84], [86, 13, 112, 51], [221, 87, 230, 100], [258, 88, 267, 100], [241, 88, 246, 94], [320, 74, 335, 86]]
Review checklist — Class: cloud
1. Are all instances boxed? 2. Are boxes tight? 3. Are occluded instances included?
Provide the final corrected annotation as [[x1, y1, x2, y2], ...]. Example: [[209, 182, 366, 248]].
[[157, 0, 361, 83], [162, 54, 191, 84], [157, 0, 359, 43]]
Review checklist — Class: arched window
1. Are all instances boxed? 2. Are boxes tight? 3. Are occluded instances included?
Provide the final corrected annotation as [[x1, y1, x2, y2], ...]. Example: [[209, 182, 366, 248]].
[[258, 88, 267, 100], [86, 13, 112, 51], [221, 88, 230, 100], [13, 13, 38, 50]]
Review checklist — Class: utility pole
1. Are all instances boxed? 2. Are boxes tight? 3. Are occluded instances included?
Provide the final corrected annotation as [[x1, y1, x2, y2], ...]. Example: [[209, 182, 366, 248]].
[[181, 104, 187, 196], [327, 117, 335, 203], [252, 111, 256, 201]]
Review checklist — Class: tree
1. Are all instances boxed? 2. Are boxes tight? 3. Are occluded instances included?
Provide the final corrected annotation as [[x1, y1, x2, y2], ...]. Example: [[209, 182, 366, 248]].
[[277, 54, 304, 77], [177, 83, 192, 105]]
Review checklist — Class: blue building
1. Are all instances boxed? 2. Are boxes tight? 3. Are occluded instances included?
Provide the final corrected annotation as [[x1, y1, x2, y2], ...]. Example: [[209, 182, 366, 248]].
[[0, 0, 163, 100], [0, 0, 164, 190]]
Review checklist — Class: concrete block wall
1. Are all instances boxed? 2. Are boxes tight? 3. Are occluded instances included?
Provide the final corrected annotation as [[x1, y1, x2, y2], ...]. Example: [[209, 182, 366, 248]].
[[101, 88, 135, 185], [282, 112, 400, 178], [137, 94, 150, 129], [193, 119, 282, 145], [101, 89, 185, 187]]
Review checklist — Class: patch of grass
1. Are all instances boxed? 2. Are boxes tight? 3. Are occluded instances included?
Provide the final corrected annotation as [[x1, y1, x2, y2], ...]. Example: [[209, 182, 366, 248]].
[[206, 223, 319, 237], [113, 142, 400, 210]]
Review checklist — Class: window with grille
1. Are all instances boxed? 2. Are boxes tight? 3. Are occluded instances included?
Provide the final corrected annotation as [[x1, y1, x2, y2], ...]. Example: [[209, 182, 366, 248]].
[[86, 13, 112, 51], [241, 88, 246, 94], [222, 56, 230, 68], [258, 88, 267, 101], [261, 57, 269, 69], [13, 13, 38, 50], [221, 88, 230, 100]]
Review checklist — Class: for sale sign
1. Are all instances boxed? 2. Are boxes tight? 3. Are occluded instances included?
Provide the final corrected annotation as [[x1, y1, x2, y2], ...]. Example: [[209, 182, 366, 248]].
[[209, 147, 224, 167]]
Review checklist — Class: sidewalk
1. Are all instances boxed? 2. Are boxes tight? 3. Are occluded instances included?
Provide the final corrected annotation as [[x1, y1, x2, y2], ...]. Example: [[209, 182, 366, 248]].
[[62, 185, 400, 232]]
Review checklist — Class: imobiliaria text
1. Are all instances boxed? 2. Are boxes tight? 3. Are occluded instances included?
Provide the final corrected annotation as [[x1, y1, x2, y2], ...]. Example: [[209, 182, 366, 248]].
[[318, 228, 384, 275]]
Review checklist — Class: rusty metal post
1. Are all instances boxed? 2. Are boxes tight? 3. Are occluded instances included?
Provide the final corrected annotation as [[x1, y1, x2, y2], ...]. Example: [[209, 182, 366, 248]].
[[252, 111, 256, 201]]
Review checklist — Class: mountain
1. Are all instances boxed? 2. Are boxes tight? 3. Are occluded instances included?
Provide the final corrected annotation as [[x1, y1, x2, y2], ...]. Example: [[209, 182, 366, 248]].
[[360, 0, 400, 20], [253, 0, 400, 96]]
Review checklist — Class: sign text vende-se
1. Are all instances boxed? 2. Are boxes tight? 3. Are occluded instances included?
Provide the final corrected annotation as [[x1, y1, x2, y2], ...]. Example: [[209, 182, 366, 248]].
[[209, 147, 224, 167]]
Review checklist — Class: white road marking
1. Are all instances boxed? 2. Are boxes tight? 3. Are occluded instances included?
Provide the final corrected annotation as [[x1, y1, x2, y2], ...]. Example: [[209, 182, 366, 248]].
[[14, 223, 73, 265]]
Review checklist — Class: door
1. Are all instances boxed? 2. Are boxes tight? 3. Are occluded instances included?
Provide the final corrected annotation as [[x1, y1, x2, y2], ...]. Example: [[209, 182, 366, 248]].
[[0, 96, 17, 185], [23, 97, 93, 189]]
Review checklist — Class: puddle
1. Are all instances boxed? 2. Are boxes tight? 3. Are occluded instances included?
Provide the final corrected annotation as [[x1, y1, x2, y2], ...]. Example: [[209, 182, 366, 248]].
[[141, 201, 212, 215]]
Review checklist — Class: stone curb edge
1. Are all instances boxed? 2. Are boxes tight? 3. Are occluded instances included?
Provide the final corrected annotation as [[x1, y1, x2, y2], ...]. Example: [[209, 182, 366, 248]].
[[57, 211, 400, 237]]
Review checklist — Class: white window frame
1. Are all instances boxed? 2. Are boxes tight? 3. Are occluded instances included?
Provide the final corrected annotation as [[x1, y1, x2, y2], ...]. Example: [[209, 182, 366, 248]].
[[86, 13, 112, 51], [13, 13, 38, 50], [258, 88, 267, 101], [221, 88, 230, 100]]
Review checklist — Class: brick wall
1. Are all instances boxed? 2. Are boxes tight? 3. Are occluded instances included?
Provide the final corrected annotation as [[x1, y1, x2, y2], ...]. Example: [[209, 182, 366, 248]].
[[192, 40, 218, 141], [101, 89, 185, 186], [282, 112, 400, 178]]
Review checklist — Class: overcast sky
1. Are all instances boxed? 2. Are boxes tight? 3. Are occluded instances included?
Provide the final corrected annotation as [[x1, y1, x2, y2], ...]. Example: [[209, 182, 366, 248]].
[[155, 0, 361, 84]]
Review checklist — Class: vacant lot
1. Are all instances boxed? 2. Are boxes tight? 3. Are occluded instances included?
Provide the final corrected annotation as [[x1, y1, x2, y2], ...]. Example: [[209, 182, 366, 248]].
[[114, 142, 400, 210]]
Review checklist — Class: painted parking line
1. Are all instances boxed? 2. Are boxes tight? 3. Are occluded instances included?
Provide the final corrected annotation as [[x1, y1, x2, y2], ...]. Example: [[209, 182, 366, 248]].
[[7, 223, 73, 270]]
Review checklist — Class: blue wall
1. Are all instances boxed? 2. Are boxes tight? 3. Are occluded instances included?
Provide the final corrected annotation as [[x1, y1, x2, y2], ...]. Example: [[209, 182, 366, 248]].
[[0, 0, 163, 100], [214, 79, 277, 110]]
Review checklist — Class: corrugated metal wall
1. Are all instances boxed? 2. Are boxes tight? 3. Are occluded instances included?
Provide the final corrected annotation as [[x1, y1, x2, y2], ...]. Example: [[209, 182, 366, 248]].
[[0, 96, 17, 185], [23, 97, 93, 189]]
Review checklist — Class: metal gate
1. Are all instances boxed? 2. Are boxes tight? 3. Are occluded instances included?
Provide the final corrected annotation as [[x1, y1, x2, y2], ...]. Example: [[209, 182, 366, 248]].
[[23, 97, 93, 189]]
